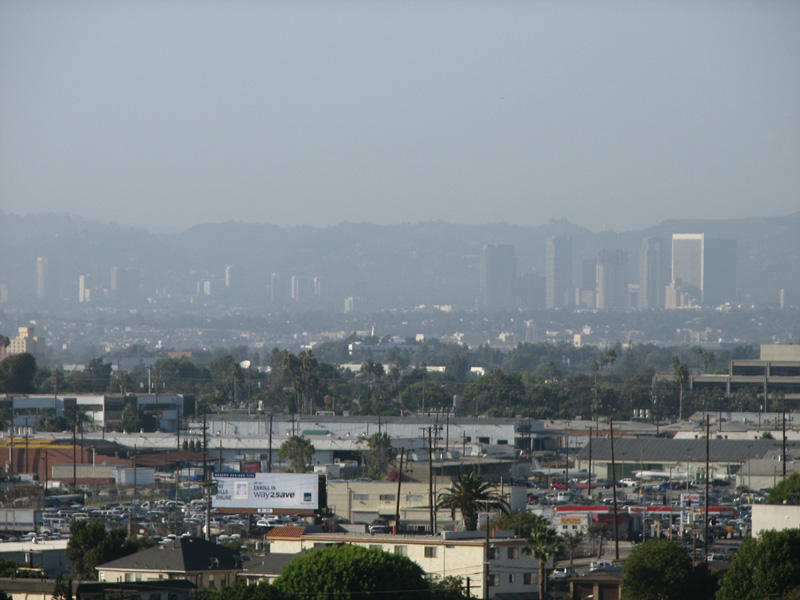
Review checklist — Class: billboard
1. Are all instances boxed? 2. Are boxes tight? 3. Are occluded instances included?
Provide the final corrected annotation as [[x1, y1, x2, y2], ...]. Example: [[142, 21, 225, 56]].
[[212, 472, 322, 511]]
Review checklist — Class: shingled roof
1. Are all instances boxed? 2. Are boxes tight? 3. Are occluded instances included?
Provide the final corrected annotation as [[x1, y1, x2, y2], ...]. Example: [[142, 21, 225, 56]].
[[98, 537, 241, 573]]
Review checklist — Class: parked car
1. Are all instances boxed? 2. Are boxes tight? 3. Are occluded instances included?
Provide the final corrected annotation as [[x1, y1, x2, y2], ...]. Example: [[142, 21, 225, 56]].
[[551, 566, 578, 580], [589, 560, 615, 572]]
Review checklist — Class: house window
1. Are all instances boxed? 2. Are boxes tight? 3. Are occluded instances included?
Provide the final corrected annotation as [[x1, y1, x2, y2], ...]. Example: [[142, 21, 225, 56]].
[[424, 546, 437, 558], [406, 494, 424, 503], [124, 573, 131, 582], [524, 573, 532, 585], [353, 493, 369, 501], [507, 547, 517, 559], [508, 574, 515, 584], [369, 545, 382, 550], [487, 547, 496, 560], [394, 545, 407, 556], [488, 574, 497, 587], [498, 439, 508, 445], [379, 494, 396, 502], [479, 437, 490, 444]]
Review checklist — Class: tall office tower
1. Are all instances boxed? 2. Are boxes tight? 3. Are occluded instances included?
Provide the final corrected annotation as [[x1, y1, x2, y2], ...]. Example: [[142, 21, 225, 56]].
[[703, 238, 736, 306], [639, 237, 664, 309], [671, 233, 704, 305], [110, 266, 120, 292], [225, 265, 234, 288], [36, 257, 48, 299], [78, 274, 89, 303], [269, 272, 282, 305], [313, 276, 322, 298], [344, 296, 357, 314], [671, 234, 736, 306], [479, 244, 517, 310], [196, 279, 212, 296], [546, 236, 572, 309], [290, 275, 302, 301], [578, 258, 596, 308], [595, 249, 628, 310]]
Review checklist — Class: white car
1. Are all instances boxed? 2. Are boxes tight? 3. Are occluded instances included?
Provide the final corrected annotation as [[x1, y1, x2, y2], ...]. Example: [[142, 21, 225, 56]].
[[551, 566, 577, 580]]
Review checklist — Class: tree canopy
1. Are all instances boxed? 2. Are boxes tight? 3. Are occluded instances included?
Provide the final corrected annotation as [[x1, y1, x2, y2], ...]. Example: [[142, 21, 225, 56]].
[[767, 472, 800, 505], [716, 528, 800, 600], [621, 539, 692, 600], [0, 353, 37, 393], [437, 471, 509, 531], [274, 544, 429, 600], [65, 521, 150, 580], [279, 435, 315, 473]]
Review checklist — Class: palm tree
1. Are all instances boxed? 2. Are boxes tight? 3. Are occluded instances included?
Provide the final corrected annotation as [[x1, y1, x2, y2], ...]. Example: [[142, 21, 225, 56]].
[[672, 357, 689, 420], [436, 471, 509, 531], [279, 435, 315, 473], [562, 531, 584, 565], [526, 515, 561, 600]]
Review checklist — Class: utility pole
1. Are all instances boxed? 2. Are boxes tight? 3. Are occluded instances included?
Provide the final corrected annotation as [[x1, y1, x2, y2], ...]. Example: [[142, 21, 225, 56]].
[[268, 413, 273, 472], [782, 395, 787, 478], [394, 448, 404, 534], [427, 427, 434, 534], [203, 408, 211, 541], [705, 415, 710, 564], [133, 444, 137, 497], [484, 511, 491, 600], [609, 419, 620, 562], [72, 407, 77, 489], [587, 426, 593, 499]]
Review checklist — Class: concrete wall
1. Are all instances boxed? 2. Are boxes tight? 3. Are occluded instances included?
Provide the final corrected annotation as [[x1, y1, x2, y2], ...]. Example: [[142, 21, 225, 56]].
[[752, 504, 800, 537]]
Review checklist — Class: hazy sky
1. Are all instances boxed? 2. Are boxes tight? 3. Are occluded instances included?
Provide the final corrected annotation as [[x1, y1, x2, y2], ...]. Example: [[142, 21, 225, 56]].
[[1, 1, 798, 232]]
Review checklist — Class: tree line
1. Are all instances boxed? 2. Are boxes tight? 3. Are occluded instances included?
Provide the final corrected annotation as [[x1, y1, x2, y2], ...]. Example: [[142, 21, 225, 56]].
[[0, 337, 761, 426]]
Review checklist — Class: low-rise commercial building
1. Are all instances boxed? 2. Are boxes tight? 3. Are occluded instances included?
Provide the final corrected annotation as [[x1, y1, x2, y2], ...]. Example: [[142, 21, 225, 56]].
[[265, 528, 541, 599]]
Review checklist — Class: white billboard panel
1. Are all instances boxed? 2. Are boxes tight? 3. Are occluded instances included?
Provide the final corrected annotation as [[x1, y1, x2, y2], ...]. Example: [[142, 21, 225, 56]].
[[213, 472, 320, 510]]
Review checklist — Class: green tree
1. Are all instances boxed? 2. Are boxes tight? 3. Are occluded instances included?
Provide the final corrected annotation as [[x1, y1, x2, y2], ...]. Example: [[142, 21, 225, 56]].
[[622, 539, 691, 600], [201, 579, 282, 600], [274, 544, 429, 600], [588, 522, 610, 558], [767, 472, 800, 504], [672, 357, 689, 420], [279, 435, 315, 473], [85, 357, 112, 392], [0, 353, 37, 393], [717, 529, 800, 600], [526, 515, 560, 600], [429, 575, 471, 600], [65, 521, 145, 580], [437, 471, 509, 531], [562, 531, 584, 565], [0, 559, 18, 577], [51, 574, 73, 600], [362, 432, 394, 480], [119, 400, 140, 433], [494, 510, 546, 538]]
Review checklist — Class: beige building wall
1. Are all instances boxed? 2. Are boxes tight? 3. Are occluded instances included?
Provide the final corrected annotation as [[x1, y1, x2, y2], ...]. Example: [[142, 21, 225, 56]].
[[97, 568, 238, 590], [752, 504, 800, 537], [267, 532, 539, 599], [327, 479, 526, 529]]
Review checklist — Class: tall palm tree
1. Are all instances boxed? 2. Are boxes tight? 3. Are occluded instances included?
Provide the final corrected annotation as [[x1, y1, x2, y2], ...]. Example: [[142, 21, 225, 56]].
[[436, 471, 509, 531], [527, 514, 561, 600], [672, 357, 689, 420]]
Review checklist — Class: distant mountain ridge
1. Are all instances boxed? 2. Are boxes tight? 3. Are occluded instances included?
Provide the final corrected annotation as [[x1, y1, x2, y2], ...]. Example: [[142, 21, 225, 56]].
[[1, 211, 797, 307]]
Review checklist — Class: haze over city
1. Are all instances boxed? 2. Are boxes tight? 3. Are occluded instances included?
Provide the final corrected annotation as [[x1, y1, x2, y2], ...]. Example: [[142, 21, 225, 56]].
[[2, 1, 799, 232]]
